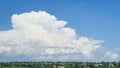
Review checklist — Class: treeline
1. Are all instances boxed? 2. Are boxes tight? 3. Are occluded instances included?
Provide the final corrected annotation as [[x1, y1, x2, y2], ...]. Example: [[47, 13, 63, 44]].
[[0, 61, 120, 68]]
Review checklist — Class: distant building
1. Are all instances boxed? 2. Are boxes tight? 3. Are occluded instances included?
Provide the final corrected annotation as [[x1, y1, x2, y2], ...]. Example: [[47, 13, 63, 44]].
[[58, 66, 65, 68]]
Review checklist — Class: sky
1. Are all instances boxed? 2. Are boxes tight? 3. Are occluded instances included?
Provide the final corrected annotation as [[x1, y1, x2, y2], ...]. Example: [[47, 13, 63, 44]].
[[0, 0, 120, 62]]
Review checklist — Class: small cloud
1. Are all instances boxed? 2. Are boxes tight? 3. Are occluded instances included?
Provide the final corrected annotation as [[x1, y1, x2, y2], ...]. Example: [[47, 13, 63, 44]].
[[105, 52, 119, 60]]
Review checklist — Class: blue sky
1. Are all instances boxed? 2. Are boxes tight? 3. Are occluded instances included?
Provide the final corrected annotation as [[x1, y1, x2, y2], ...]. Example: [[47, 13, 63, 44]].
[[0, 0, 120, 61]]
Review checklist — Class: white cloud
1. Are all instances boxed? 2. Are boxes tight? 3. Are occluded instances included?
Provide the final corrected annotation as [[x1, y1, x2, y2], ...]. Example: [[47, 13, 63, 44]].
[[0, 45, 11, 55], [0, 11, 119, 61], [105, 52, 119, 60]]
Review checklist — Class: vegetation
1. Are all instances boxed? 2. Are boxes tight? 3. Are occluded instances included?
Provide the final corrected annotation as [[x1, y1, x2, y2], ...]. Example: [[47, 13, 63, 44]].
[[0, 61, 120, 68]]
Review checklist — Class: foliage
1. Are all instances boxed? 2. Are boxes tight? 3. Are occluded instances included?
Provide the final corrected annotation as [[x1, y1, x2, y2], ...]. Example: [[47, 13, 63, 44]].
[[0, 61, 120, 68]]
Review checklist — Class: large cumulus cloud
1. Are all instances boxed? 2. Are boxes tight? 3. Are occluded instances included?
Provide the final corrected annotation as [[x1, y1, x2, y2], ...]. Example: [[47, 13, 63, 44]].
[[0, 11, 119, 61]]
